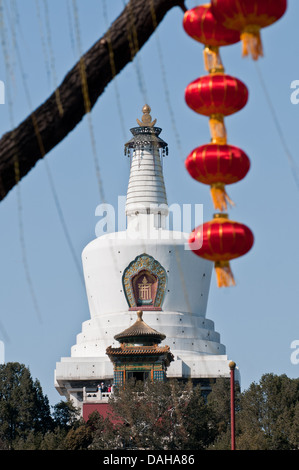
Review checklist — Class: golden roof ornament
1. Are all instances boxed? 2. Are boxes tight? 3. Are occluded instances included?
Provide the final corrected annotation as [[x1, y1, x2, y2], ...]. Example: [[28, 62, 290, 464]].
[[136, 104, 157, 127]]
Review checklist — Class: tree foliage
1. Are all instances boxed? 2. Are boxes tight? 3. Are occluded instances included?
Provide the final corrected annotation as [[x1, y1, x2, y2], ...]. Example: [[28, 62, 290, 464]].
[[0, 362, 298, 450], [90, 378, 216, 450], [236, 374, 299, 450], [52, 399, 80, 430], [0, 362, 81, 449], [0, 362, 52, 447], [207, 373, 299, 450]]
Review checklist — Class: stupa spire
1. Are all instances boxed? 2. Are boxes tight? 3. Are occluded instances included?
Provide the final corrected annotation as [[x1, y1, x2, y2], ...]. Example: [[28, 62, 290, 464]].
[[124, 105, 168, 226]]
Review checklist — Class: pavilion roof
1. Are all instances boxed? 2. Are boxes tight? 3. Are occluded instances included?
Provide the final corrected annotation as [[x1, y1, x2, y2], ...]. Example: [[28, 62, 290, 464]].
[[114, 310, 166, 344]]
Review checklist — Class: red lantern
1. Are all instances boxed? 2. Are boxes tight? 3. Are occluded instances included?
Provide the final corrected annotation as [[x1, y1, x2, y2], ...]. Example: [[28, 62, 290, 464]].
[[189, 213, 254, 287], [183, 4, 240, 72], [211, 0, 287, 60], [185, 74, 248, 144], [185, 143, 250, 211]]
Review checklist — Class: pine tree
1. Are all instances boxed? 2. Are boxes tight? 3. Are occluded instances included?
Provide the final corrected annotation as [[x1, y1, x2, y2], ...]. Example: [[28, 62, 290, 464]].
[[0, 362, 53, 447], [237, 374, 299, 450]]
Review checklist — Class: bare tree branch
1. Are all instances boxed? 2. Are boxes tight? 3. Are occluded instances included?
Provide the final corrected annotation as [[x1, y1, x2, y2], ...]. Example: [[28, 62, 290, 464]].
[[0, 0, 185, 201]]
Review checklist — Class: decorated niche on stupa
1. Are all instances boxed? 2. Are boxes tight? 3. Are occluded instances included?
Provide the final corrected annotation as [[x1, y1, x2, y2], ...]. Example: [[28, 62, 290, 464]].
[[106, 310, 174, 387], [122, 254, 167, 310]]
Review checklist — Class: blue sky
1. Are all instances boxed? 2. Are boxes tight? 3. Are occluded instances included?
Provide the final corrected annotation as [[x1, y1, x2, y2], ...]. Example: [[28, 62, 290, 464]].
[[0, 0, 298, 407]]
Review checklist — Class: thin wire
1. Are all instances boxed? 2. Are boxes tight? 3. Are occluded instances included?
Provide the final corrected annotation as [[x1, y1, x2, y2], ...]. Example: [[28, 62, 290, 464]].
[[255, 62, 299, 191], [71, 0, 120, 276], [7, 0, 85, 287], [149, 0, 184, 160], [71, 0, 105, 204], [0, 320, 9, 344], [3, 0, 16, 85], [66, 0, 76, 60], [102, 0, 127, 141], [121, 0, 148, 104], [42, 0, 63, 116], [118, 0, 192, 312], [0, 0, 43, 323], [148, 0, 192, 312], [43, 160, 85, 284], [35, 0, 51, 89], [33, 0, 84, 284]]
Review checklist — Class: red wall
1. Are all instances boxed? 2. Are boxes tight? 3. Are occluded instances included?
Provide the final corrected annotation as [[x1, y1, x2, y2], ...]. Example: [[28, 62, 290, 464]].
[[83, 403, 112, 421]]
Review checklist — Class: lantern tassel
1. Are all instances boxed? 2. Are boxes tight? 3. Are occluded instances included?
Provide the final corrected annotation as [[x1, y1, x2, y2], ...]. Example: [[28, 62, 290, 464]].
[[210, 183, 235, 212], [215, 261, 236, 288], [240, 26, 263, 61], [209, 114, 227, 145]]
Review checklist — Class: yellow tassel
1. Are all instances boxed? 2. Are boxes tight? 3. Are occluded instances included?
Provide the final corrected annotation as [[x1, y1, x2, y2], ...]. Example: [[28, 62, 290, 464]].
[[203, 46, 225, 74], [210, 183, 235, 212], [215, 261, 236, 288], [209, 114, 227, 145], [240, 25, 263, 61]]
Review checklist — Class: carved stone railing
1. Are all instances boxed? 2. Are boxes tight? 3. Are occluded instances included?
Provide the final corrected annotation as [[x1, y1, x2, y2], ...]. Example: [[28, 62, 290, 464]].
[[83, 387, 113, 403]]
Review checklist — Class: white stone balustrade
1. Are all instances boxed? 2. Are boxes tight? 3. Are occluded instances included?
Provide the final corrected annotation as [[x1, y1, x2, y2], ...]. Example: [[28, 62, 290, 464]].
[[83, 387, 113, 403]]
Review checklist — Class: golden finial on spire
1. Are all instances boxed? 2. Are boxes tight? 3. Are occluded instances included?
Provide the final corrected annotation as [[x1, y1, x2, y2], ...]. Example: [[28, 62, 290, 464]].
[[136, 104, 157, 127]]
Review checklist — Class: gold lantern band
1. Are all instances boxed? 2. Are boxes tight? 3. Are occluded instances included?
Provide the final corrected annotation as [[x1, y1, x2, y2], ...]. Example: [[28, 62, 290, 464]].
[[203, 45, 225, 74], [209, 114, 227, 145]]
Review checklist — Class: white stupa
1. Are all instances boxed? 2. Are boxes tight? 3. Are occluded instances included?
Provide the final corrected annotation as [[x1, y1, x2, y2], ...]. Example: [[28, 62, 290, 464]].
[[54, 105, 239, 411]]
